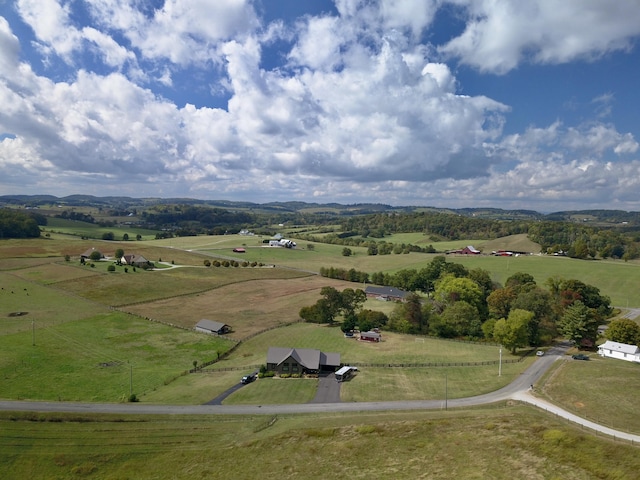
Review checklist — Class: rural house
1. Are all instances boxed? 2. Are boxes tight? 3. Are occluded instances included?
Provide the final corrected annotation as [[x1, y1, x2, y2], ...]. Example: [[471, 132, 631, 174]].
[[365, 285, 410, 302], [266, 347, 340, 375], [80, 247, 104, 260], [597, 341, 640, 363], [121, 254, 150, 267], [195, 319, 230, 335], [360, 331, 381, 342]]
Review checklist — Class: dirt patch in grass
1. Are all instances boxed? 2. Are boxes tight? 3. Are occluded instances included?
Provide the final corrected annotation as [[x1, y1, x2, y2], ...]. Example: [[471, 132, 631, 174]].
[[124, 275, 354, 339]]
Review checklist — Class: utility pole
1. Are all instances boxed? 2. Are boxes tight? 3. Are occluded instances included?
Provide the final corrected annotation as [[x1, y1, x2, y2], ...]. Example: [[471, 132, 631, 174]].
[[129, 363, 133, 397], [32, 320, 35, 346], [445, 372, 448, 411], [499, 346, 502, 377]]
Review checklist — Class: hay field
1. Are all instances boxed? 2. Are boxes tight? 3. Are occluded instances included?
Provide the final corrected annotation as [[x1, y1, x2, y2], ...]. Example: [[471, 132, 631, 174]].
[[124, 275, 355, 338]]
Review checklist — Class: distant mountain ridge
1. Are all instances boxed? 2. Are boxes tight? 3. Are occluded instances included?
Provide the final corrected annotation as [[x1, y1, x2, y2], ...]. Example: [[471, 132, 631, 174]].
[[1, 194, 638, 224]]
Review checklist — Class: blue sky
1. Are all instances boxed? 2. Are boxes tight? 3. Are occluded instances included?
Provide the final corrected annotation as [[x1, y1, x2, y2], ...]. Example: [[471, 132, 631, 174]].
[[1, 0, 639, 212]]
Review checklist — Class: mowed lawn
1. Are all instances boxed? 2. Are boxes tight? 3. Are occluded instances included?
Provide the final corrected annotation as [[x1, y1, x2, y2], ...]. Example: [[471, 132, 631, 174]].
[[0, 311, 232, 402]]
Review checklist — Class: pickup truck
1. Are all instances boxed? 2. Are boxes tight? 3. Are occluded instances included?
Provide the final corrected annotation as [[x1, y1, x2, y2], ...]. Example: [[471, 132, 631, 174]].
[[241, 373, 256, 384]]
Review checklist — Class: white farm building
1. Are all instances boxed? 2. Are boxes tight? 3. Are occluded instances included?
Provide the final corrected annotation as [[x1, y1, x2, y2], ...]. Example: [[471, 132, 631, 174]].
[[597, 341, 640, 363]]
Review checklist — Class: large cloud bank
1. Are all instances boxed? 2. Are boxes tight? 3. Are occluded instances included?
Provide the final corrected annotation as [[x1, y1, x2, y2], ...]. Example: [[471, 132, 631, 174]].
[[0, 0, 639, 209]]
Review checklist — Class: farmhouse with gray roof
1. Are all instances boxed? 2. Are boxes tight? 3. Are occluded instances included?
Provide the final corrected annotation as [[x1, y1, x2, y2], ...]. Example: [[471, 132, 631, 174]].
[[266, 347, 340, 375], [364, 285, 410, 302]]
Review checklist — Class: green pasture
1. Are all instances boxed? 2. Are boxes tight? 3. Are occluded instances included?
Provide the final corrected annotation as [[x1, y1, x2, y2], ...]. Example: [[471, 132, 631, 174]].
[[160, 234, 640, 308], [340, 361, 527, 402], [541, 355, 640, 435], [211, 322, 514, 370], [0, 272, 108, 335], [0, 311, 231, 402], [444, 254, 640, 307], [1, 407, 639, 479], [44, 217, 159, 240], [53, 264, 308, 306]]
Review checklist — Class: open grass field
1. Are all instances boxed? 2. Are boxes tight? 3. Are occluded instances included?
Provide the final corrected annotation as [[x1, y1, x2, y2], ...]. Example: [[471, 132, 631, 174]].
[[2, 233, 640, 477], [53, 263, 311, 306], [540, 354, 640, 435], [124, 275, 355, 338], [44, 217, 160, 240], [0, 272, 109, 335], [0, 311, 232, 402], [149, 233, 640, 307], [1, 407, 639, 480], [210, 322, 516, 369], [444, 254, 640, 307]]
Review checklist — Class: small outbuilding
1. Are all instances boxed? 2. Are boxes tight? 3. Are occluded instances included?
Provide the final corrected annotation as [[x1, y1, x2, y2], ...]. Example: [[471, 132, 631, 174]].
[[195, 319, 230, 335], [360, 331, 381, 342], [597, 340, 640, 363]]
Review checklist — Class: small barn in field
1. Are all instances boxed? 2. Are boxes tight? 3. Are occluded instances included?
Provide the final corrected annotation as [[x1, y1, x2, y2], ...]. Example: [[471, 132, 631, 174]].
[[597, 341, 640, 363], [447, 245, 481, 255], [360, 331, 381, 342], [195, 319, 230, 335]]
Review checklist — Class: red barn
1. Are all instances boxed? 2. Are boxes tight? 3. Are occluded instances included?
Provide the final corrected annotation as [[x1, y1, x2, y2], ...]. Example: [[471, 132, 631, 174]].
[[360, 331, 381, 342]]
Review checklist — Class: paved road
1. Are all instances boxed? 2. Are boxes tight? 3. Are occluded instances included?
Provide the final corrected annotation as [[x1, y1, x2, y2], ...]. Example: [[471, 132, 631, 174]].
[[617, 307, 640, 320], [1, 342, 639, 442]]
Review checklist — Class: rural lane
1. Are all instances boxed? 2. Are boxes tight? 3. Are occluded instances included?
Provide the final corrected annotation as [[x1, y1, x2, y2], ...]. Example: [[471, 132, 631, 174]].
[[1, 342, 639, 443]]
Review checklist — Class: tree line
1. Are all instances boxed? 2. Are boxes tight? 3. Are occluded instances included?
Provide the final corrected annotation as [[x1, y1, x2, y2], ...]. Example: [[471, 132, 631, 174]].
[[306, 256, 615, 353], [0, 209, 43, 238]]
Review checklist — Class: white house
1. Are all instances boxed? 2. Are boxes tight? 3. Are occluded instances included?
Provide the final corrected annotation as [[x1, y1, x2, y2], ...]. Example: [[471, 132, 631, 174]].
[[597, 341, 640, 363]]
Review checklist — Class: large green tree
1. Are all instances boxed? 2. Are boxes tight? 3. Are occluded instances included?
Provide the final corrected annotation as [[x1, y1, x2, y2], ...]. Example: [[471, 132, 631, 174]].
[[493, 309, 533, 354], [487, 287, 516, 320], [300, 287, 366, 325], [606, 319, 640, 345], [436, 301, 481, 338], [511, 287, 556, 345], [435, 274, 484, 316], [558, 301, 599, 346]]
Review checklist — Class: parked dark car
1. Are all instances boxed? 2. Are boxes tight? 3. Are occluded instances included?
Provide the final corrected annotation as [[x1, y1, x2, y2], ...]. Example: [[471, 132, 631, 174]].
[[241, 373, 256, 384], [571, 354, 590, 361]]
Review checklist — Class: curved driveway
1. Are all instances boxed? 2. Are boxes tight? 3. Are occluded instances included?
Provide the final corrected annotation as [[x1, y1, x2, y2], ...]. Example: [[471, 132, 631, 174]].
[[1, 343, 639, 443]]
